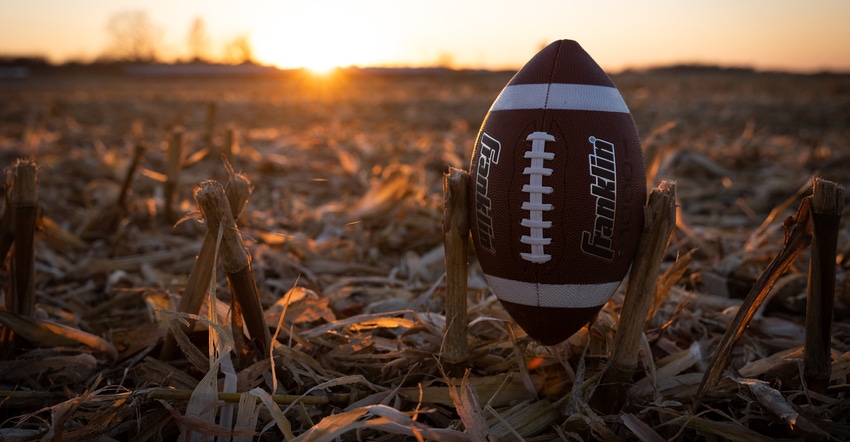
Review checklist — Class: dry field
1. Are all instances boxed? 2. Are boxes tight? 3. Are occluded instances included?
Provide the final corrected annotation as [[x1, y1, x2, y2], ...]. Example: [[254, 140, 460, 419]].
[[0, 68, 849, 440]]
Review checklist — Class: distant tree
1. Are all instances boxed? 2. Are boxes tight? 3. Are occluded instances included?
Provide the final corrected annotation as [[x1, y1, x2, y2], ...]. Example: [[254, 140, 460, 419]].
[[223, 34, 254, 64], [186, 17, 211, 62], [435, 52, 455, 69], [104, 10, 162, 62]]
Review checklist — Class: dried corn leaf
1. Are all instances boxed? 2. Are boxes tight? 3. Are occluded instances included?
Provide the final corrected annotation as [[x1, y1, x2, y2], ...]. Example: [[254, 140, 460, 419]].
[[397, 374, 535, 408], [289, 407, 370, 442], [621, 413, 665, 442], [650, 249, 694, 322], [164, 316, 210, 372], [185, 358, 221, 442], [233, 392, 261, 442], [38, 215, 87, 250], [486, 399, 559, 442], [159, 309, 235, 354], [832, 350, 850, 380], [304, 310, 417, 337], [653, 373, 703, 399], [76, 243, 198, 276], [664, 413, 773, 442], [631, 342, 701, 398], [0, 429, 41, 439], [292, 404, 470, 442], [265, 289, 337, 326], [0, 311, 117, 359], [249, 387, 295, 440], [158, 399, 234, 440], [344, 165, 415, 222], [367, 420, 472, 442], [236, 358, 270, 392], [446, 370, 492, 441], [282, 374, 387, 416], [136, 356, 200, 390], [738, 346, 802, 378], [272, 344, 331, 385], [738, 378, 828, 438], [218, 353, 238, 439], [0, 352, 96, 383]]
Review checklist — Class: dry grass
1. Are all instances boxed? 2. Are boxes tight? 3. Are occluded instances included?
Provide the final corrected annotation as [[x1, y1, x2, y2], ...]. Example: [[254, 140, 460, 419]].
[[0, 68, 849, 440]]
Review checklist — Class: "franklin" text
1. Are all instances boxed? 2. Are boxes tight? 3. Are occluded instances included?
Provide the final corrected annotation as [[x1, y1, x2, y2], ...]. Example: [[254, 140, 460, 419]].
[[475, 132, 501, 253], [581, 136, 617, 260]]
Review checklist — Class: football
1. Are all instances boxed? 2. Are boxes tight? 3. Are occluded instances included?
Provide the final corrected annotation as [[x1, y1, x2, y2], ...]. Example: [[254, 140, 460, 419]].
[[468, 40, 646, 345]]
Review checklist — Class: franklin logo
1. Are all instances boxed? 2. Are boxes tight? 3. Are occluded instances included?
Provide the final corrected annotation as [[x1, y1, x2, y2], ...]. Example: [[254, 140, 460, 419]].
[[475, 132, 501, 253], [581, 136, 617, 260]]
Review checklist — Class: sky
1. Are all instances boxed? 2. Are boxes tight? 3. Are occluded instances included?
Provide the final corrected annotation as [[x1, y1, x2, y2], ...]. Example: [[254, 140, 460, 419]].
[[1, 0, 849, 73]]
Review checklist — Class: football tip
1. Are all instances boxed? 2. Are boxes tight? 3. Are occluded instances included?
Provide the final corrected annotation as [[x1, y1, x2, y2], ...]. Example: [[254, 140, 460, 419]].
[[500, 299, 604, 345]]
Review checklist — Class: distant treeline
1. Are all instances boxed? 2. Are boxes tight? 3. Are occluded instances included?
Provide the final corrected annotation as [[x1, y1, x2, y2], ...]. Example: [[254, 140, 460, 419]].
[[0, 56, 281, 78], [0, 57, 493, 79], [631, 63, 755, 74], [622, 63, 846, 77], [1, 56, 846, 79], [1, 56, 122, 77]]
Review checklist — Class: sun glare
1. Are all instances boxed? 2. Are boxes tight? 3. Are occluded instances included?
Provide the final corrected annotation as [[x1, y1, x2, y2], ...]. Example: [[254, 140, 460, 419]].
[[253, 3, 390, 72]]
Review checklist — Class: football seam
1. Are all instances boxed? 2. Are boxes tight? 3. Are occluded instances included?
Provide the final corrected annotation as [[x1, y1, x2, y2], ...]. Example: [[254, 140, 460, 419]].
[[542, 40, 562, 109]]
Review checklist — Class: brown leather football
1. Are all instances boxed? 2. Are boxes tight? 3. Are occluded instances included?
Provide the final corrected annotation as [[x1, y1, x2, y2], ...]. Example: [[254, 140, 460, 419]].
[[468, 40, 646, 345]]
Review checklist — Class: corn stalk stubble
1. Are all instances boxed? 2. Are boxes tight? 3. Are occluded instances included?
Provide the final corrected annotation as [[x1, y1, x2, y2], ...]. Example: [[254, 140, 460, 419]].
[[12, 160, 38, 319], [194, 180, 271, 359], [804, 178, 844, 394], [442, 167, 470, 374], [695, 193, 814, 404], [161, 161, 252, 360], [589, 180, 676, 414], [164, 128, 184, 224]]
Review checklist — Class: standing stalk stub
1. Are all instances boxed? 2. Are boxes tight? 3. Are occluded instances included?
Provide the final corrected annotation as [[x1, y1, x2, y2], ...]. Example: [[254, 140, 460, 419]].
[[194, 180, 271, 359], [589, 180, 676, 414], [804, 177, 844, 394], [442, 167, 470, 376], [12, 159, 39, 318], [160, 163, 252, 360], [695, 189, 815, 405]]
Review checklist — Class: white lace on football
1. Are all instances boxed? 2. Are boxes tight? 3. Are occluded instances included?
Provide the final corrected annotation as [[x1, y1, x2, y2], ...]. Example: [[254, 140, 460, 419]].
[[520, 131, 555, 263]]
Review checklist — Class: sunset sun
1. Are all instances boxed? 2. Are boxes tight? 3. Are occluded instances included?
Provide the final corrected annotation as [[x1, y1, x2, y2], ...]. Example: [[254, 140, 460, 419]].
[[253, 3, 390, 72]]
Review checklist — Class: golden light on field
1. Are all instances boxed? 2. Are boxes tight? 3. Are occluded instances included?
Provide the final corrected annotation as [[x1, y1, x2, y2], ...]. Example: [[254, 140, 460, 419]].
[[252, 2, 391, 73]]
